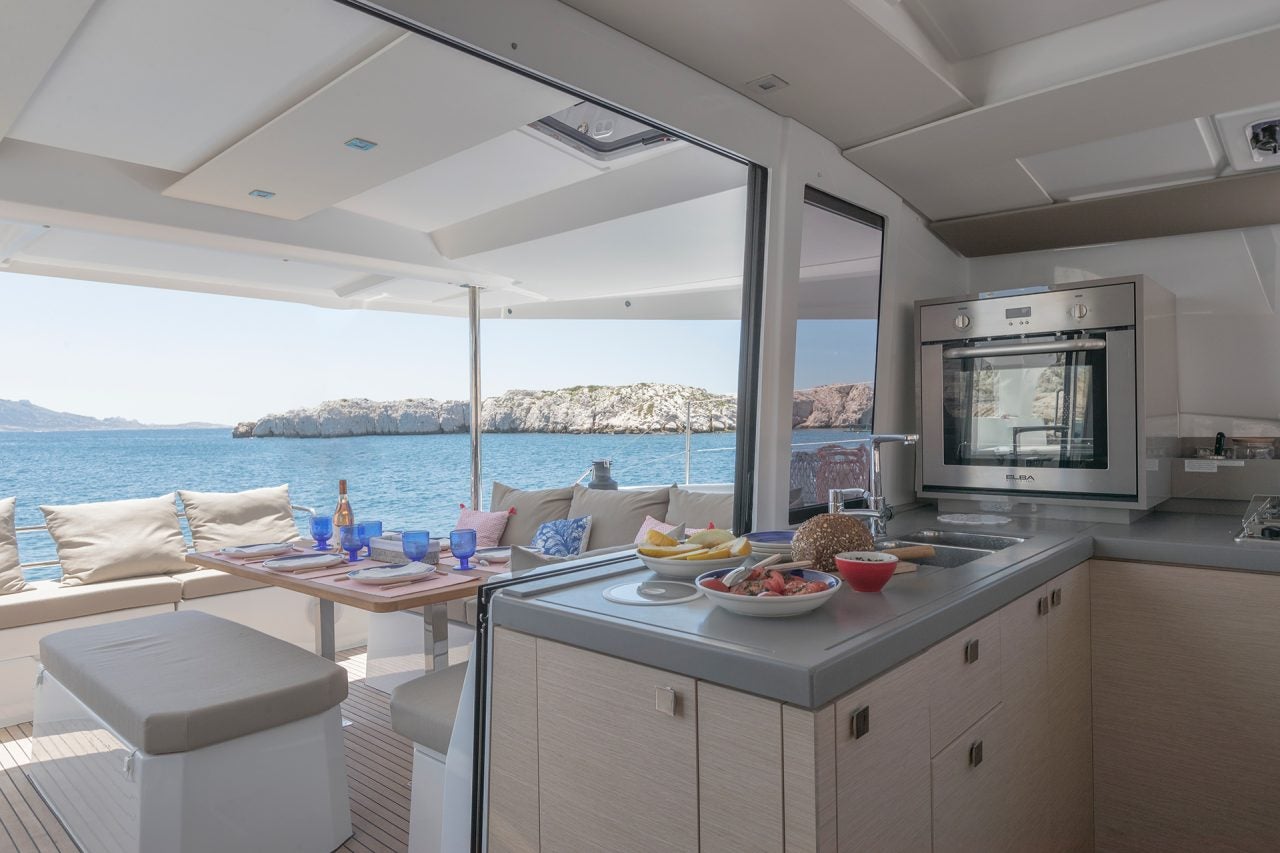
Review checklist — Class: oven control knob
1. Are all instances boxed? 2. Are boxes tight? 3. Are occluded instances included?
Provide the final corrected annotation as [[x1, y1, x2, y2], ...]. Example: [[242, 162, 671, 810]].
[[953, 314, 971, 330], [1070, 303, 1088, 320]]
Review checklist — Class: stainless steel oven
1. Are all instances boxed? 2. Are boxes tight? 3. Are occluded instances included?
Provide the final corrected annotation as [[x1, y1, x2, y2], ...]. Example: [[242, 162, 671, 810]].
[[917, 278, 1176, 506]]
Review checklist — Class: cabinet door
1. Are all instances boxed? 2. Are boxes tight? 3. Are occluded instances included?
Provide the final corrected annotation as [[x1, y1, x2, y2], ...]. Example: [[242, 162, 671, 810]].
[[488, 628, 541, 853], [1045, 563, 1092, 852], [834, 654, 931, 853], [698, 682, 783, 853], [998, 583, 1051, 851], [932, 704, 1013, 853], [536, 640, 698, 853], [923, 611, 1003, 754], [1092, 560, 1280, 852]]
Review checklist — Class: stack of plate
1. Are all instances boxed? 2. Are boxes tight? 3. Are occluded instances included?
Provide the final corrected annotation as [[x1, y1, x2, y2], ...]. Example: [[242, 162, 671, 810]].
[[746, 530, 795, 562]]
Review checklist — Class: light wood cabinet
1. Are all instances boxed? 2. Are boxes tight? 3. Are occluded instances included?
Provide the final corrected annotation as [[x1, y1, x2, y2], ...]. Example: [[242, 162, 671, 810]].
[[1092, 559, 1280, 853], [922, 611, 1002, 755], [536, 639, 699, 853], [999, 581, 1051, 851], [488, 628, 541, 853], [697, 682, 783, 853], [834, 654, 932, 853], [931, 704, 1012, 853]]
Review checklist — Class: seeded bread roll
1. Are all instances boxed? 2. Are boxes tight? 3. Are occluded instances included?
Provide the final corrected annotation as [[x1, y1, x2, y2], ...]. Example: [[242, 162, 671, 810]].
[[792, 513, 874, 573]]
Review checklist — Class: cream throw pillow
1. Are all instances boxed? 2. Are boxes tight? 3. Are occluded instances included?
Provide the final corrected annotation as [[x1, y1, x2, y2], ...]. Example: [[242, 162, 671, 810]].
[[568, 485, 671, 550], [0, 497, 28, 595], [178, 485, 301, 551], [42, 494, 188, 586], [491, 482, 574, 548]]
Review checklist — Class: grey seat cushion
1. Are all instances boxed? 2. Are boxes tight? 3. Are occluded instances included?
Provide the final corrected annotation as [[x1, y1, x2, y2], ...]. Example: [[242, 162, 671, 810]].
[[390, 663, 468, 754], [0, 576, 182, 630], [39, 611, 348, 755]]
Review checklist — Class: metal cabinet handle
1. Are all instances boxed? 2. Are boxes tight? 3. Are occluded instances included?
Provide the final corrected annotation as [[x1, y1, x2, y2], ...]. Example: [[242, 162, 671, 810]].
[[1050, 588, 1062, 608], [963, 638, 980, 664], [655, 686, 677, 716], [851, 705, 870, 739], [1036, 595, 1049, 616], [969, 739, 984, 768]]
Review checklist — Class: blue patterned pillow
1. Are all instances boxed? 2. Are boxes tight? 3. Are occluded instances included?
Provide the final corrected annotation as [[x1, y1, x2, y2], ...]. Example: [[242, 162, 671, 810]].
[[531, 515, 593, 557]]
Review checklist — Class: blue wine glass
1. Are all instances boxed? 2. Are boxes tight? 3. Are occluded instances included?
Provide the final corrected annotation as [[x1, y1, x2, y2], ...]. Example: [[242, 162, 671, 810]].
[[309, 515, 333, 552], [357, 520, 383, 557], [402, 530, 430, 565], [450, 528, 478, 571], [339, 525, 362, 563]]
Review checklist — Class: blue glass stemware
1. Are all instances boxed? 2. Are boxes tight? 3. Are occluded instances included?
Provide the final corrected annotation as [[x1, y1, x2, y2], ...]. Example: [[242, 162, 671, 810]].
[[402, 530, 430, 565], [339, 525, 362, 563], [450, 528, 478, 571], [309, 515, 333, 552], [357, 520, 383, 557]]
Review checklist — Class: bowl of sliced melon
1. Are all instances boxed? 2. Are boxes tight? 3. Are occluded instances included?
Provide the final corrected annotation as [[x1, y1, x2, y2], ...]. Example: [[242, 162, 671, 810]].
[[636, 528, 752, 580]]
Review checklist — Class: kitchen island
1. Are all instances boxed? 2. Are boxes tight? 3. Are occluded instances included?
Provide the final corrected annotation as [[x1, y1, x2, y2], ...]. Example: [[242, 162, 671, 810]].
[[480, 509, 1280, 852]]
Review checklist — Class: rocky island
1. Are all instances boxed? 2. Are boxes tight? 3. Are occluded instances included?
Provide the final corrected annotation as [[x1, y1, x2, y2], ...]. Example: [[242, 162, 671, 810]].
[[233, 382, 872, 438]]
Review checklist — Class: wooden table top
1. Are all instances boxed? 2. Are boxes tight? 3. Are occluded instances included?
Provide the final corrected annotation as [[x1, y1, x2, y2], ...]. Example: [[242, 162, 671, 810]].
[[184, 551, 503, 613]]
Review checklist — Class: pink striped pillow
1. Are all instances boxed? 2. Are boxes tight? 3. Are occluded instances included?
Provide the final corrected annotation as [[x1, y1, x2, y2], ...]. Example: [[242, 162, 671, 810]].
[[634, 515, 681, 544], [457, 505, 511, 548]]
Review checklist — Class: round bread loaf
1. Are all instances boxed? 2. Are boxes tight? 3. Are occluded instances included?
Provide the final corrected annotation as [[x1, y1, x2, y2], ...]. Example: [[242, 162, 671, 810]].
[[792, 513, 875, 573]]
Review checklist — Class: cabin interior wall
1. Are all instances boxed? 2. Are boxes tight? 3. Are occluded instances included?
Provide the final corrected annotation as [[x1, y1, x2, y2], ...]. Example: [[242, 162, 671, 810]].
[[374, 0, 972, 527]]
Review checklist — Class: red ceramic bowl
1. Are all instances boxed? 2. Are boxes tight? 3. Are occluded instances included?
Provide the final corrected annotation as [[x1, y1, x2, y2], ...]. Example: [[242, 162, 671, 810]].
[[834, 551, 898, 593]]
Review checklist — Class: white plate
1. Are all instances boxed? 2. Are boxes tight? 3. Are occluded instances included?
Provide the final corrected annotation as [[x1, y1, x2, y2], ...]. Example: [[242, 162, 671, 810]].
[[262, 553, 347, 571], [348, 563, 437, 585], [638, 553, 745, 580], [696, 567, 840, 617], [219, 542, 295, 558]]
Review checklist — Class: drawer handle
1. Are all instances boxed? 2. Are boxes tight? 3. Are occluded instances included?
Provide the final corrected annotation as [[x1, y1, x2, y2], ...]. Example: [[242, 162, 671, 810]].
[[655, 686, 677, 716], [1037, 595, 1049, 616], [1050, 588, 1062, 608], [963, 638, 980, 664], [969, 739, 984, 768], [851, 705, 870, 739]]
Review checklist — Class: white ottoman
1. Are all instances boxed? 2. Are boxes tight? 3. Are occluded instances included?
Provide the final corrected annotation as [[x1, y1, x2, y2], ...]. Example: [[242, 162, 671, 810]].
[[30, 610, 351, 853]]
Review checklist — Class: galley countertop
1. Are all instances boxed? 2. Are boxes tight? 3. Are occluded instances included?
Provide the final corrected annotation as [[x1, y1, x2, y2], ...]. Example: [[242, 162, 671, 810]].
[[489, 507, 1276, 708]]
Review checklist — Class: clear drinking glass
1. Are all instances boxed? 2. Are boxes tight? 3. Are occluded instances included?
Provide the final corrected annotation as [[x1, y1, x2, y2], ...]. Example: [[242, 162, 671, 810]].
[[309, 515, 333, 552], [451, 528, 478, 571], [402, 530, 430, 564], [357, 520, 383, 557], [340, 525, 362, 563]]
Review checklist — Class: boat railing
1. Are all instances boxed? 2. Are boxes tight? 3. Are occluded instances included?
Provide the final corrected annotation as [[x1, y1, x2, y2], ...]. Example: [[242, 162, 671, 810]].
[[14, 504, 317, 574]]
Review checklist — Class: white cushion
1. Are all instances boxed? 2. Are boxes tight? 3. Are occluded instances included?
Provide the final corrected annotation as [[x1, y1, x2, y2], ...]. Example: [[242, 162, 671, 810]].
[[178, 485, 300, 551], [41, 494, 188, 587], [0, 576, 182, 630], [0, 497, 26, 595]]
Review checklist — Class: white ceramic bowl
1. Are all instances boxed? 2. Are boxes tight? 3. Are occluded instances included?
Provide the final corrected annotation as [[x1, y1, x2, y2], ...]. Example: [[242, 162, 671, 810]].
[[638, 552, 745, 580], [695, 567, 840, 618]]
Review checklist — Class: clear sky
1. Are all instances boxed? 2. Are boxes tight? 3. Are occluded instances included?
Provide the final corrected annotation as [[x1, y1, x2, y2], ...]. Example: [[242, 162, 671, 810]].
[[0, 273, 744, 425]]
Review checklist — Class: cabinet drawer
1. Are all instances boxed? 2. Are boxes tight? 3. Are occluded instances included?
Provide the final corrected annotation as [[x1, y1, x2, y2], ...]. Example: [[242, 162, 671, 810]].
[[922, 611, 1002, 754], [932, 704, 1010, 853]]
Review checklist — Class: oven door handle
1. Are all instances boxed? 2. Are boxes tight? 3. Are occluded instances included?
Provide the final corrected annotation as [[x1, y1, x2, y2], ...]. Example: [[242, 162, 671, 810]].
[[941, 339, 1106, 359]]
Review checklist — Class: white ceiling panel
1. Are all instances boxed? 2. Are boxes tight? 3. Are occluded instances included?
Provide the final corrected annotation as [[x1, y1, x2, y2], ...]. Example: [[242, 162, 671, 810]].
[[459, 187, 748, 300], [348, 277, 466, 304], [337, 129, 601, 233], [902, 0, 1162, 61], [1020, 119, 1222, 201], [164, 34, 576, 220], [9, 0, 398, 173], [0, 0, 96, 139]]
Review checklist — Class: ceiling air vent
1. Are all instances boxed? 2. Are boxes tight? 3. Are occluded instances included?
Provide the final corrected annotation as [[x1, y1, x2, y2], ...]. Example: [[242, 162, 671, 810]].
[[1248, 119, 1280, 162], [746, 74, 789, 94]]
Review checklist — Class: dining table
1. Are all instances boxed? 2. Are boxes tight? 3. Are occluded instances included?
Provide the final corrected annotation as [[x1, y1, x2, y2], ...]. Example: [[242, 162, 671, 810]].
[[183, 545, 502, 671]]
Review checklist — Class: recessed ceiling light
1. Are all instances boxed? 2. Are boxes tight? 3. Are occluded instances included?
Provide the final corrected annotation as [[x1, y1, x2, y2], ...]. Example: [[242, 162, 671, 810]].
[[248, 189, 275, 199], [344, 138, 378, 151], [745, 74, 789, 94]]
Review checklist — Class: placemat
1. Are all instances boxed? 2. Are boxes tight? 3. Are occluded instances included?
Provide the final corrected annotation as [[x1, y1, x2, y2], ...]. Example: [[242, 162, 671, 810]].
[[198, 546, 309, 566], [312, 569, 478, 599]]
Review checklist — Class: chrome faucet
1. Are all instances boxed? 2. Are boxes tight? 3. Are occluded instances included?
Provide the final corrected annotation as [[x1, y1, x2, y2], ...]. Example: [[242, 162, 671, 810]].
[[828, 433, 919, 540]]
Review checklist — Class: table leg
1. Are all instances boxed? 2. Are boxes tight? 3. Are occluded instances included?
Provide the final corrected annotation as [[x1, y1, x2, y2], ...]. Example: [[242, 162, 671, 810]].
[[317, 599, 336, 661], [424, 602, 450, 671]]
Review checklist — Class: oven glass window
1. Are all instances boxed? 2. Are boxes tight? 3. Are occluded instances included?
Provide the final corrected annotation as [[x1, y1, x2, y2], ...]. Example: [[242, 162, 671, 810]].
[[942, 336, 1108, 469]]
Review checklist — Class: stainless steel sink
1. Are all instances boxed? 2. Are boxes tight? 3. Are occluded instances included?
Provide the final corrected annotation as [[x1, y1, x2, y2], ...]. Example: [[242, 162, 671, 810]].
[[893, 529, 1026, 551], [875, 540, 994, 569]]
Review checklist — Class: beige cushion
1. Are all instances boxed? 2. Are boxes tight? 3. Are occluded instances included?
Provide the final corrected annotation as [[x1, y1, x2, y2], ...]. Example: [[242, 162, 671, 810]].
[[491, 482, 574, 547], [509, 542, 634, 573], [445, 596, 479, 627], [174, 567, 267, 600], [568, 486, 670, 550], [178, 485, 300, 551], [0, 497, 27, 595], [39, 611, 348, 755], [41, 494, 188, 586], [0, 575, 182, 630], [666, 488, 735, 532], [390, 663, 469, 753]]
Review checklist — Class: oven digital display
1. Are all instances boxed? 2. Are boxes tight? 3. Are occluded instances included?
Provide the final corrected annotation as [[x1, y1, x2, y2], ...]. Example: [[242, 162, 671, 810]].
[[1005, 306, 1032, 319]]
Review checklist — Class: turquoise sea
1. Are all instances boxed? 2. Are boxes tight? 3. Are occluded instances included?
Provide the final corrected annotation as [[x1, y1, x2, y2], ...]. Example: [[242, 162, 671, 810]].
[[1, 427, 856, 580]]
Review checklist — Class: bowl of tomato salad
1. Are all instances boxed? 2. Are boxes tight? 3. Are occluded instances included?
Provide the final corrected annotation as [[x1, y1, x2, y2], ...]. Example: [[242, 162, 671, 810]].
[[696, 565, 840, 617]]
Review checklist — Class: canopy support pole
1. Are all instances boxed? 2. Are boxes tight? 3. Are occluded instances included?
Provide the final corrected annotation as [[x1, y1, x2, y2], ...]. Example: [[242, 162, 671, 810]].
[[469, 286, 482, 509]]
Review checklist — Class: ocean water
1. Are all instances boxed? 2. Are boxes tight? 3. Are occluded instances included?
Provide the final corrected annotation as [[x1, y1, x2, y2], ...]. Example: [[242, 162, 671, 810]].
[[1, 427, 856, 580]]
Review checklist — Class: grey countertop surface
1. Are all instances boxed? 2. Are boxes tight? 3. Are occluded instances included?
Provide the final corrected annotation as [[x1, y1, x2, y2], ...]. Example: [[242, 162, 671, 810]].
[[489, 508, 1279, 708]]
